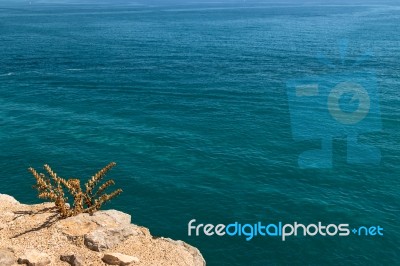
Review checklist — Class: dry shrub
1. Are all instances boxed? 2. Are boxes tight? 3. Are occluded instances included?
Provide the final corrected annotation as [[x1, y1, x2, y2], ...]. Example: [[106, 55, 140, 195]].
[[29, 162, 123, 218]]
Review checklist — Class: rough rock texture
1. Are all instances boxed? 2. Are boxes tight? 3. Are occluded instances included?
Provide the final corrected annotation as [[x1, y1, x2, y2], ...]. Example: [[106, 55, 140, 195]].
[[102, 252, 139, 265], [17, 249, 51, 266], [60, 254, 85, 266], [0, 194, 20, 205], [84, 225, 139, 251], [0, 194, 205, 266], [0, 248, 16, 266]]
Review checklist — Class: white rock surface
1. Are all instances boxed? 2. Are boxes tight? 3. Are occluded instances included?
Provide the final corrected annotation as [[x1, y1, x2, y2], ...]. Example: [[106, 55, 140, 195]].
[[93, 210, 131, 226], [0, 194, 20, 204], [17, 249, 51, 266], [84, 225, 140, 251], [102, 252, 139, 265], [0, 248, 15, 266]]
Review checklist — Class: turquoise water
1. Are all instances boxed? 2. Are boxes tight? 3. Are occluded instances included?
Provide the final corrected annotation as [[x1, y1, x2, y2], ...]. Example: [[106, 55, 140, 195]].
[[0, 2, 399, 265]]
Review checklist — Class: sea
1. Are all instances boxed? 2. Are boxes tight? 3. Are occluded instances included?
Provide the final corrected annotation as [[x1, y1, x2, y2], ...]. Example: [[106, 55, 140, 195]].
[[0, 1, 399, 265]]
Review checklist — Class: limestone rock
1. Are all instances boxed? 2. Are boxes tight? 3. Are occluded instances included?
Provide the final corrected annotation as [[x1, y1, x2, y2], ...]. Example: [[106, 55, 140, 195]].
[[57, 210, 131, 238], [0, 194, 20, 205], [0, 194, 206, 266], [2, 212, 16, 223], [84, 225, 139, 251], [161, 238, 206, 266], [0, 248, 15, 266], [92, 210, 131, 226], [57, 214, 98, 237], [102, 252, 139, 265], [60, 254, 84, 266], [17, 249, 51, 266]]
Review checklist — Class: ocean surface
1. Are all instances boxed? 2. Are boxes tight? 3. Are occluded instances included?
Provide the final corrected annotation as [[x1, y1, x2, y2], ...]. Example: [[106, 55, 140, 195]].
[[0, 1, 399, 265]]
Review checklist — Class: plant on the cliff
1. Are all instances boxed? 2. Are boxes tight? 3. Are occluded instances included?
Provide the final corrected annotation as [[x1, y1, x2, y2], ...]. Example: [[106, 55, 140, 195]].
[[28, 162, 123, 218]]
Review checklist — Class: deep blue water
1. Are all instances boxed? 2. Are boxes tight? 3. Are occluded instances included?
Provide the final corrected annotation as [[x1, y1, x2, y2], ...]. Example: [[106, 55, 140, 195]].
[[0, 2, 399, 265]]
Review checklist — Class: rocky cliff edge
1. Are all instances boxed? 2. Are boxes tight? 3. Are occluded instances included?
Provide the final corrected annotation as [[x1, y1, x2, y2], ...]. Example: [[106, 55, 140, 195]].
[[0, 194, 205, 266]]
